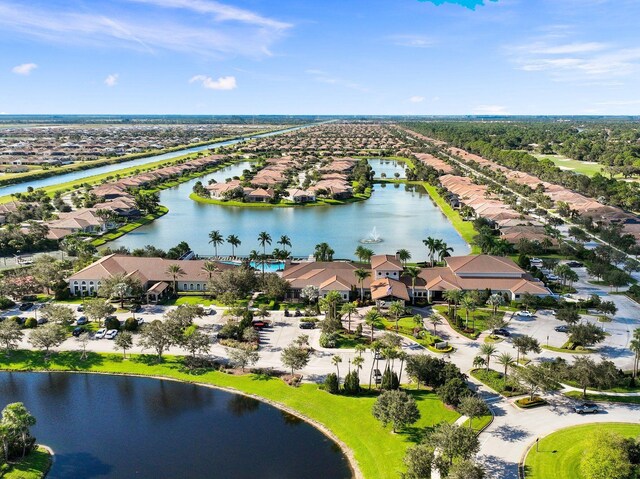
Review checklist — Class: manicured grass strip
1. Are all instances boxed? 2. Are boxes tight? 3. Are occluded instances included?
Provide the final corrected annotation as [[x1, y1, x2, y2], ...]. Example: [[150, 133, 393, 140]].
[[470, 368, 524, 397], [189, 192, 370, 208], [0, 350, 460, 479], [462, 413, 493, 433], [3, 445, 52, 479], [91, 206, 169, 246], [564, 391, 640, 405], [542, 345, 594, 354], [419, 182, 480, 253], [524, 423, 640, 479]]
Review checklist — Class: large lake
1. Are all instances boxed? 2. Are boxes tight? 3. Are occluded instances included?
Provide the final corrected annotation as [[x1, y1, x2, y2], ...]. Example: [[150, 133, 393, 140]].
[[109, 160, 469, 260], [0, 372, 352, 479]]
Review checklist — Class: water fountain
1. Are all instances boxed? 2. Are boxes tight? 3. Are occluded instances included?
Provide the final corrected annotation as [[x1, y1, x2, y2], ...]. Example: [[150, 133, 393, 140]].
[[359, 226, 383, 244]]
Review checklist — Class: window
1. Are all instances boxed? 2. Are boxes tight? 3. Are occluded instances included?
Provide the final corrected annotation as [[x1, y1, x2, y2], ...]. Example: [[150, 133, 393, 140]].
[[196, 283, 201, 291], [189, 283, 194, 290]]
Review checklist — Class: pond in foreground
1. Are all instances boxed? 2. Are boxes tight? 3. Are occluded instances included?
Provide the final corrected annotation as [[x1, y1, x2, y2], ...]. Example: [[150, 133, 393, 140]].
[[0, 372, 352, 479]]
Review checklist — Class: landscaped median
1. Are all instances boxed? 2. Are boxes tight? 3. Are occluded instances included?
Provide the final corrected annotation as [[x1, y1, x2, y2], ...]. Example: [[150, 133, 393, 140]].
[[0, 350, 461, 479], [2, 445, 52, 479], [564, 390, 640, 405]]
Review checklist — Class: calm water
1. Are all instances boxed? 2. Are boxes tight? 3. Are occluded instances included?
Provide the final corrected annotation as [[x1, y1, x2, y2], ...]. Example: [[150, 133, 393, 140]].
[[0, 125, 311, 198], [108, 161, 469, 260], [369, 158, 406, 179], [0, 372, 352, 479]]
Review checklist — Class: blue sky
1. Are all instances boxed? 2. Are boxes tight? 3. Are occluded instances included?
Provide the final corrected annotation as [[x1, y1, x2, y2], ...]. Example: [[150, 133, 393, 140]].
[[1, 0, 639, 115]]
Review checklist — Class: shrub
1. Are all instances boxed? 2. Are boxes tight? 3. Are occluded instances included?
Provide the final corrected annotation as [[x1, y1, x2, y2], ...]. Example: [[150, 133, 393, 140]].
[[123, 317, 138, 331], [437, 377, 469, 407], [105, 316, 121, 331], [24, 317, 38, 329], [381, 369, 399, 390], [324, 372, 339, 394], [319, 332, 337, 348], [343, 370, 361, 395], [0, 296, 16, 309], [355, 323, 363, 336]]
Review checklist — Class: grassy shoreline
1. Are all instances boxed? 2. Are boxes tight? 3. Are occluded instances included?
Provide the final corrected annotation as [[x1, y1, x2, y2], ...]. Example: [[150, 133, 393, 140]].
[[2, 445, 52, 479], [0, 350, 462, 479]]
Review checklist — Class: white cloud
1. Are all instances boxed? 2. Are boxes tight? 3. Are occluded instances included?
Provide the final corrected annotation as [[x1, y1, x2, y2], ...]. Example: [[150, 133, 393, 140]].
[[528, 42, 608, 55], [189, 75, 237, 90], [388, 34, 435, 48], [409, 96, 425, 103], [473, 105, 509, 115], [104, 73, 119, 87], [0, 1, 290, 58], [11, 63, 37, 75]]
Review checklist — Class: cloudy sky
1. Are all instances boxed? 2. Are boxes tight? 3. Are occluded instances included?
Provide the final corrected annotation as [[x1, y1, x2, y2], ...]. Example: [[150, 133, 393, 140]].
[[1, 0, 639, 114]]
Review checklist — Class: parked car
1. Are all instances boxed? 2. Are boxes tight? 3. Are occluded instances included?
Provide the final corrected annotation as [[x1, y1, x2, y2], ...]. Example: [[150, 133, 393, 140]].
[[299, 322, 315, 329], [36, 317, 48, 325], [284, 309, 290, 317], [294, 309, 302, 317], [574, 403, 599, 414], [95, 328, 107, 339], [72, 327, 86, 337], [565, 261, 583, 268], [206, 308, 216, 316], [137, 318, 145, 327], [492, 328, 510, 337], [555, 325, 569, 333], [252, 321, 269, 330], [374, 352, 383, 360], [18, 302, 34, 311], [77, 305, 84, 312], [129, 304, 141, 313], [105, 329, 118, 340], [517, 310, 534, 317], [76, 316, 88, 325]]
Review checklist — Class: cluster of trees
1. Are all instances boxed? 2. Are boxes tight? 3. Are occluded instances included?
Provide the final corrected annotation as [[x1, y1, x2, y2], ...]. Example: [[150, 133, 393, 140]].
[[0, 402, 37, 465], [580, 430, 640, 479]]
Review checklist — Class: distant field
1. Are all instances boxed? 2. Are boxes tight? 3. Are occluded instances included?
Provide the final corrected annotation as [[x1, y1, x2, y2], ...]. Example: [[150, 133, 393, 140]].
[[533, 154, 604, 177]]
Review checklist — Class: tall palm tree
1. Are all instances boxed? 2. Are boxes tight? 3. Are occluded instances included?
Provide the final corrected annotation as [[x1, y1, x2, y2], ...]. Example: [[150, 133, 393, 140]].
[[166, 264, 186, 296], [486, 293, 505, 318], [314, 242, 334, 262], [332, 355, 342, 384], [423, 236, 439, 267], [352, 355, 364, 381], [388, 301, 405, 333], [397, 351, 408, 384], [479, 343, 497, 372], [428, 314, 442, 335], [397, 249, 411, 266], [248, 249, 262, 272], [257, 232, 272, 277], [460, 295, 477, 330], [402, 266, 421, 305], [226, 234, 241, 258], [443, 289, 464, 324], [354, 268, 370, 303], [340, 301, 358, 333], [437, 241, 454, 262], [278, 235, 292, 253], [368, 340, 381, 390], [208, 230, 224, 258], [364, 309, 381, 342], [354, 344, 366, 357], [496, 352, 516, 379], [355, 246, 374, 264]]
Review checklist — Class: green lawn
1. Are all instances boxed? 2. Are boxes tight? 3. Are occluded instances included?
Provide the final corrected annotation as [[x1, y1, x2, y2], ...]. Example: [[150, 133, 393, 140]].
[[470, 368, 524, 397], [433, 306, 502, 340], [91, 206, 169, 247], [524, 423, 640, 479], [3, 445, 52, 479], [189, 192, 370, 208], [533, 154, 604, 178], [542, 345, 594, 354], [564, 391, 640, 405], [380, 317, 452, 353], [0, 350, 460, 479]]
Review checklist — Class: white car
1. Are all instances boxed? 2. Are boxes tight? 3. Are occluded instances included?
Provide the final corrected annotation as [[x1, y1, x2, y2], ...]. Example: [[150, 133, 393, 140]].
[[517, 310, 534, 317], [105, 329, 118, 340], [95, 328, 107, 339]]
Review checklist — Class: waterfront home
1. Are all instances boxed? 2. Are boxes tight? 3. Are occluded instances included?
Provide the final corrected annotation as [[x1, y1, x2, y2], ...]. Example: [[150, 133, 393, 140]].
[[286, 189, 316, 203], [67, 254, 236, 300]]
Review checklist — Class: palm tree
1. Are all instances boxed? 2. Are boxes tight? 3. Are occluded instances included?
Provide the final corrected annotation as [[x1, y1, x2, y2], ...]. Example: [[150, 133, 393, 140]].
[[473, 355, 486, 370], [314, 242, 334, 262], [496, 352, 516, 379], [355, 246, 374, 264], [352, 355, 364, 381], [257, 232, 272, 277], [332, 355, 342, 384], [397, 248, 411, 266], [397, 351, 408, 384], [443, 289, 464, 324], [479, 343, 497, 372], [364, 309, 381, 342], [630, 332, 640, 379], [437, 241, 454, 262], [388, 301, 405, 333], [354, 268, 371, 303], [402, 266, 421, 305], [208, 230, 224, 258], [166, 264, 186, 296], [340, 301, 358, 333], [368, 340, 382, 390], [354, 344, 366, 357], [412, 314, 423, 330], [226, 234, 241, 257], [278, 235, 292, 253], [423, 236, 438, 267], [460, 295, 477, 330], [486, 293, 505, 318], [201, 261, 219, 281], [428, 314, 442, 335]]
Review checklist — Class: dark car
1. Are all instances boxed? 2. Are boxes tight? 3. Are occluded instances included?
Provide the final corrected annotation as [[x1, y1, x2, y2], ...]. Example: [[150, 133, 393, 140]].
[[72, 326, 86, 337], [252, 321, 270, 330], [555, 325, 569, 333], [18, 302, 34, 311], [129, 304, 141, 313], [76, 316, 88, 325], [284, 309, 290, 317], [492, 328, 510, 337], [294, 310, 302, 317], [299, 322, 315, 329], [76, 305, 84, 312], [574, 403, 599, 414], [566, 261, 583, 268]]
